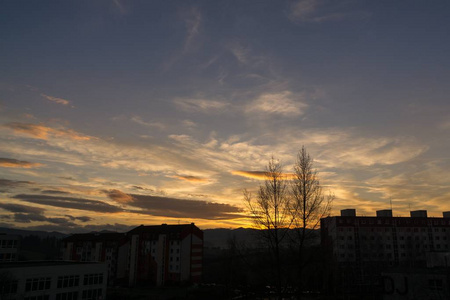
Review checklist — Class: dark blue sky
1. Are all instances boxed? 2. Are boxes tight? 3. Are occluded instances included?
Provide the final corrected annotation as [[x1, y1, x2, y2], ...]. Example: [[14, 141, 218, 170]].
[[1, 0, 450, 230]]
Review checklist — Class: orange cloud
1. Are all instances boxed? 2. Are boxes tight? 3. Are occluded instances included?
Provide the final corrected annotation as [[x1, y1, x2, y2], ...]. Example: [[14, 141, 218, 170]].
[[0, 158, 43, 169], [231, 170, 295, 180], [105, 189, 135, 204], [41, 93, 70, 106], [3, 122, 91, 141]]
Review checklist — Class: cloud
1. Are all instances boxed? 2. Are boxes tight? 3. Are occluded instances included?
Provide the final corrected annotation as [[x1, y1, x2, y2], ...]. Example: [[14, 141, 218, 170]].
[[130, 116, 165, 130], [0, 203, 45, 214], [245, 91, 308, 117], [0, 202, 78, 226], [0, 158, 42, 169], [231, 170, 295, 180], [183, 7, 202, 52], [172, 175, 208, 183], [104, 189, 135, 204], [288, 0, 321, 21], [128, 194, 243, 220], [0, 178, 34, 189], [41, 190, 71, 195], [182, 120, 197, 128], [3, 122, 92, 141], [112, 0, 128, 16], [65, 215, 92, 222], [174, 98, 230, 113], [40, 94, 71, 106], [288, 0, 368, 23], [104, 189, 243, 220], [23, 223, 136, 234], [13, 194, 124, 213]]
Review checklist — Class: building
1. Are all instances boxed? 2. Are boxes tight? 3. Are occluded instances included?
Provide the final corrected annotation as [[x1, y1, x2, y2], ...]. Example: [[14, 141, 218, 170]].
[[0, 261, 107, 300], [0, 234, 20, 262], [321, 209, 450, 297], [62, 223, 203, 287], [62, 232, 125, 286], [123, 223, 203, 286]]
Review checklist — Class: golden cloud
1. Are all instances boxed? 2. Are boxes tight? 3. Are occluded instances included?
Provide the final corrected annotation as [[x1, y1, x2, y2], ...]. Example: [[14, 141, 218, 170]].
[[172, 175, 208, 183], [105, 189, 136, 204], [0, 158, 43, 169], [3, 122, 91, 141], [231, 170, 295, 180]]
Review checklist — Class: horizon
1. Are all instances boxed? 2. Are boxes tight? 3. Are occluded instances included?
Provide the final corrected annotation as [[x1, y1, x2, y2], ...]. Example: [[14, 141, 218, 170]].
[[1, 1, 450, 232]]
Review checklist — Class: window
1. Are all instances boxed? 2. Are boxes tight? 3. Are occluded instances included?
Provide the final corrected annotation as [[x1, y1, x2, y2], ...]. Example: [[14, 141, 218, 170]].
[[82, 288, 102, 300], [57, 275, 80, 288], [83, 273, 103, 286], [429, 279, 443, 290], [25, 277, 51, 291], [1, 280, 18, 294], [24, 296, 49, 300], [56, 291, 78, 300]]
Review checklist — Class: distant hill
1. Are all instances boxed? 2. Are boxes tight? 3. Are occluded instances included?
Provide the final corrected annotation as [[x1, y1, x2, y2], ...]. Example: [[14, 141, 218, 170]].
[[0, 227, 68, 239]]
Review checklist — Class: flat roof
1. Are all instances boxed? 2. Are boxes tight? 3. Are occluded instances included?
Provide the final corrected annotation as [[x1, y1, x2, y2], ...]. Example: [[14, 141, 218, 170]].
[[0, 260, 104, 269]]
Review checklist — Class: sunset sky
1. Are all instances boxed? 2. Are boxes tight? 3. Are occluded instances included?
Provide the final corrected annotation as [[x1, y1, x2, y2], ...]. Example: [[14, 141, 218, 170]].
[[1, 0, 450, 232]]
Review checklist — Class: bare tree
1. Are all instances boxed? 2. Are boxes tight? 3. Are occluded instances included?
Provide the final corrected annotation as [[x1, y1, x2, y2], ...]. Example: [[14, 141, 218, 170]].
[[244, 157, 292, 298], [290, 146, 333, 294]]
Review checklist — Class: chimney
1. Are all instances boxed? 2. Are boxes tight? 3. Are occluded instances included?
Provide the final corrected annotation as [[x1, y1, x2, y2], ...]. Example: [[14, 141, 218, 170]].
[[341, 209, 356, 217], [377, 210, 393, 217], [410, 210, 427, 218]]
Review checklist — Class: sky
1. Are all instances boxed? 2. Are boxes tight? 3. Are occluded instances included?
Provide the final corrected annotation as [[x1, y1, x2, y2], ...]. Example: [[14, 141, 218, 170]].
[[1, 0, 450, 233]]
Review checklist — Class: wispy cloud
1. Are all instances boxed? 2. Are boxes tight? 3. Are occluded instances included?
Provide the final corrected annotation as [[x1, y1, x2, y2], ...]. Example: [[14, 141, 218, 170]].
[[245, 91, 308, 117], [171, 175, 208, 183], [174, 98, 230, 113], [288, 0, 320, 22], [231, 170, 295, 180], [130, 116, 165, 130], [3, 122, 92, 141], [183, 7, 202, 52], [288, 0, 369, 23], [112, 0, 128, 16], [41, 93, 71, 106], [0, 158, 42, 169]]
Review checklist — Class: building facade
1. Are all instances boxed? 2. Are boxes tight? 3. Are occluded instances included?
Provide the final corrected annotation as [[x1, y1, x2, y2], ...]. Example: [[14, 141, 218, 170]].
[[321, 209, 450, 297], [62, 233, 125, 286], [0, 261, 107, 300], [62, 223, 203, 287], [123, 223, 203, 286], [321, 209, 450, 266], [0, 234, 19, 262]]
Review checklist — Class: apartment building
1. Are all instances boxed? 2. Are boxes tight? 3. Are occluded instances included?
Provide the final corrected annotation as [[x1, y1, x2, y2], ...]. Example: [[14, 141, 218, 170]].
[[321, 209, 450, 297], [123, 223, 203, 286], [0, 261, 107, 300], [321, 209, 450, 266], [62, 232, 125, 286], [62, 223, 203, 287]]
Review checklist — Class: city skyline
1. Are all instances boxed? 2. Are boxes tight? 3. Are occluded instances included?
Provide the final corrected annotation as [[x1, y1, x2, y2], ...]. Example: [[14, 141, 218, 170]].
[[1, 0, 450, 232]]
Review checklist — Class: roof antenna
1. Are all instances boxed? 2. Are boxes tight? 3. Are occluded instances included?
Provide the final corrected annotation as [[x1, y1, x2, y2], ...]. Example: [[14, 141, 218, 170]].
[[390, 197, 393, 211]]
